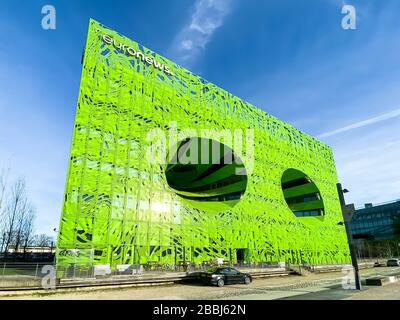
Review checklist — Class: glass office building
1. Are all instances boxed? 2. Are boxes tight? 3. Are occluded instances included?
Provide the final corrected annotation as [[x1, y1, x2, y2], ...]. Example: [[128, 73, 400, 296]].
[[351, 200, 400, 240], [56, 19, 350, 271]]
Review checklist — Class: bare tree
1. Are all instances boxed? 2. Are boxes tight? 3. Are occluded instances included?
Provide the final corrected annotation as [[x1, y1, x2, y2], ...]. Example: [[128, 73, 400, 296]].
[[13, 195, 27, 252], [0, 167, 10, 253], [0, 171, 38, 257], [21, 207, 36, 254], [14, 201, 36, 253], [2, 178, 27, 255], [33, 234, 53, 247]]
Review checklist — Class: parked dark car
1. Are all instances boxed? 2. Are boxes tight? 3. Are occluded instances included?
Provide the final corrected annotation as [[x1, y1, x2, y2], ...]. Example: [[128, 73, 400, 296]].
[[386, 258, 400, 267], [200, 267, 252, 287]]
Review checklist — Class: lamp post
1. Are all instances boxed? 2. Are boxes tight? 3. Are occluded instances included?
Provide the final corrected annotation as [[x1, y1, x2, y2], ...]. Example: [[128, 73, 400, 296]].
[[337, 183, 361, 290]]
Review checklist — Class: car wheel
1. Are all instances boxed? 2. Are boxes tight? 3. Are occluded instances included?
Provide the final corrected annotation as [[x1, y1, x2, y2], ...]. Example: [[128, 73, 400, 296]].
[[217, 278, 224, 287], [244, 276, 251, 285]]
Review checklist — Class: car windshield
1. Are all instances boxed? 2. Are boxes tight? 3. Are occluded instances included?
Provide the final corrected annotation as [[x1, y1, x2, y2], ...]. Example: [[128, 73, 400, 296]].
[[206, 268, 219, 273]]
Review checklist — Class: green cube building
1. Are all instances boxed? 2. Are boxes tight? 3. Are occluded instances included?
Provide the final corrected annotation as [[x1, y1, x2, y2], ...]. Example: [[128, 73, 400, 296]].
[[56, 19, 350, 271]]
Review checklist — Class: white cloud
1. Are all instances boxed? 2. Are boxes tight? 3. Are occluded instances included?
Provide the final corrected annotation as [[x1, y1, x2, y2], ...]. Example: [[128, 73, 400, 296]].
[[317, 108, 400, 138], [171, 0, 232, 65], [181, 39, 193, 50], [189, 0, 230, 35]]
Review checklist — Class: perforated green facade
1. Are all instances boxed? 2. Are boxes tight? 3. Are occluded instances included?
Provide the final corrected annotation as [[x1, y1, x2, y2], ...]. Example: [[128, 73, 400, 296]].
[[56, 19, 350, 270]]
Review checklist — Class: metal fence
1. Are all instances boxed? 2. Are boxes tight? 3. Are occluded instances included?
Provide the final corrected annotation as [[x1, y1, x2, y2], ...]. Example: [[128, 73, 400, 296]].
[[0, 260, 289, 284], [56, 260, 288, 279], [0, 256, 395, 289], [0, 262, 51, 278], [0, 262, 53, 289]]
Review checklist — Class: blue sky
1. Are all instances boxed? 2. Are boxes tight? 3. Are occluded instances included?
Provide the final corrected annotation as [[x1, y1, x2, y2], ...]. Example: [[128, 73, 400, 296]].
[[0, 0, 399, 235]]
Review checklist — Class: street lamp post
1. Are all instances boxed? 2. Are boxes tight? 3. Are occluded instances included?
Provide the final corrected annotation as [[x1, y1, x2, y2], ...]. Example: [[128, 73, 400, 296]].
[[337, 183, 361, 290]]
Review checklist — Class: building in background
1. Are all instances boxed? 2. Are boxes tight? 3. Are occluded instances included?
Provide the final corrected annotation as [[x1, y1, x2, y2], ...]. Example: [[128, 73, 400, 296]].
[[7, 246, 56, 254], [56, 19, 349, 273], [351, 200, 400, 258]]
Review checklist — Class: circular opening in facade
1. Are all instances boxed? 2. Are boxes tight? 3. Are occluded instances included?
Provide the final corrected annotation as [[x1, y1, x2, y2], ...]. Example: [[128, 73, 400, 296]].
[[165, 137, 247, 212], [281, 168, 324, 219]]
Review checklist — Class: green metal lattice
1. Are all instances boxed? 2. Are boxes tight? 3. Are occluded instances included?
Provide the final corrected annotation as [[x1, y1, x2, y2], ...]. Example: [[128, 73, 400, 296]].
[[56, 19, 350, 270]]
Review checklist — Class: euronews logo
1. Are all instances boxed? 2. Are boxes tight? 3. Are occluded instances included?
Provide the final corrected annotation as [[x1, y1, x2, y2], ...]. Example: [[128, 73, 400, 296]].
[[102, 34, 174, 76]]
